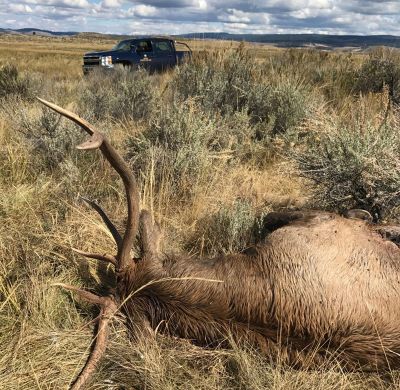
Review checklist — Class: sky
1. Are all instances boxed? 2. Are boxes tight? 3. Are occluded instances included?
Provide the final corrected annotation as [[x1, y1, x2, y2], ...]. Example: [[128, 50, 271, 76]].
[[1, 0, 400, 36]]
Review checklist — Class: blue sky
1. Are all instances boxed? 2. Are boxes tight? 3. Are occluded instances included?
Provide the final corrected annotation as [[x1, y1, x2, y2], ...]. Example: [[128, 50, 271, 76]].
[[1, 0, 400, 35]]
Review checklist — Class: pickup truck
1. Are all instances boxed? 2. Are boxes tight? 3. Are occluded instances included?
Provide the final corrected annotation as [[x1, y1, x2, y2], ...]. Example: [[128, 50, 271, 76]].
[[83, 37, 191, 74]]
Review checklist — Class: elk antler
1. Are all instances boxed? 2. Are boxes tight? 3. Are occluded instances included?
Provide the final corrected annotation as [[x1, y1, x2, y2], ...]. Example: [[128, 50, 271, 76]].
[[53, 284, 118, 390], [80, 197, 122, 249], [71, 248, 117, 267], [37, 98, 140, 272], [38, 98, 140, 389]]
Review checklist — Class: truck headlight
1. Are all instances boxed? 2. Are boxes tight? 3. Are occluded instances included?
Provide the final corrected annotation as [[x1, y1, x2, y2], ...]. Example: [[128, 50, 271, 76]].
[[101, 56, 113, 67]]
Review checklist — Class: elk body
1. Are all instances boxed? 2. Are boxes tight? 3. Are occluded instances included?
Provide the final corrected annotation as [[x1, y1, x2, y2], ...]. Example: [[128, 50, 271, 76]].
[[38, 99, 400, 389]]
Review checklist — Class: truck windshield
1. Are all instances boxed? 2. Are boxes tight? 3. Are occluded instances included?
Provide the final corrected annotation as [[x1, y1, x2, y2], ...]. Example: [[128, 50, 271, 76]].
[[112, 40, 132, 52]]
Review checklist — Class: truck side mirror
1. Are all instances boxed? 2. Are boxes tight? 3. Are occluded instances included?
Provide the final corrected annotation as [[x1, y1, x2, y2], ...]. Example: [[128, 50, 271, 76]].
[[130, 44, 137, 52]]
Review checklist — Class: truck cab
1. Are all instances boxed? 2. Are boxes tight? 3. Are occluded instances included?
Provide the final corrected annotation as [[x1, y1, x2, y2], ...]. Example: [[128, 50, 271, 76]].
[[83, 37, 191, 74]]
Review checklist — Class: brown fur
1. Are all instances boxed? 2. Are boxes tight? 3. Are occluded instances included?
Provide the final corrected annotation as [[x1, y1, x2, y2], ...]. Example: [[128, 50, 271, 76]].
[[120, 210, 400, 370]]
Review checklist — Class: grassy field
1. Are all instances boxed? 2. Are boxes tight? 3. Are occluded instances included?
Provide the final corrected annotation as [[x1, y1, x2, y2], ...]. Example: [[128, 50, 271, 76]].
[[1, 33, 400, 389], [0, 34, 278, 78]]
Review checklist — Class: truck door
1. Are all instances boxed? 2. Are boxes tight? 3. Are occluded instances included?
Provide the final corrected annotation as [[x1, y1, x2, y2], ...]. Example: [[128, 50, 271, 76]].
[[151, 40, 176, 71], [135, 39, 155, 71]]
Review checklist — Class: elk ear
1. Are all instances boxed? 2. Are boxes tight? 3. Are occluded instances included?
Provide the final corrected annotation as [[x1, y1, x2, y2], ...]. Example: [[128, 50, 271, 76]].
[[139, 210, 161, 258]]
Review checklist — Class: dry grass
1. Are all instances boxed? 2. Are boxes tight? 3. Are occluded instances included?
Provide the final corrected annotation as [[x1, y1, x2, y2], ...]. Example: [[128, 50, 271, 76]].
[[0, 34, 114, 78], [1, 34, 399, 389], [0, 34, 276, 79]]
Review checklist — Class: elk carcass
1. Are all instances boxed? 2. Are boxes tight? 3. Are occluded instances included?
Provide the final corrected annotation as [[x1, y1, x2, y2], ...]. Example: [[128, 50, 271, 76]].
[[37, 98, 400, 390]]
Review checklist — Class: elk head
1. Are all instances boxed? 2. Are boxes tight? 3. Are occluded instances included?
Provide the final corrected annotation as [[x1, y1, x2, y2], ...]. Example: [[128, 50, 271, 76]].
[[39, 99, 225, 389]]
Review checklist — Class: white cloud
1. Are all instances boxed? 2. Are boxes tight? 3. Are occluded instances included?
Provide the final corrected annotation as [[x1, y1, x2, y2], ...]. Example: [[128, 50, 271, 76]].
[[9, 4, 33, 12], [197, 0, 207, 10], [221, 9, 251, 23], [100, 0, 122, 8], [135, 4, 157, 16], [1, 0, 400, 35]]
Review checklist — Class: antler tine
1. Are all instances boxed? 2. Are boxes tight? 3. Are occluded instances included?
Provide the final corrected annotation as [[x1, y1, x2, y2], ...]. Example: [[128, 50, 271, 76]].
[[37, 98, 95, 136], [52, 283, 103, 305], [72, 248, 117, 267], [81, 197, 123, 249], [37, 98, 140, 272]]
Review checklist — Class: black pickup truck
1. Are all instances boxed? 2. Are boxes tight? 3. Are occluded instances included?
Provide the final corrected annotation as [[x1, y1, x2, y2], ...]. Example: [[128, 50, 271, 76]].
[[83, 37, 191, 74]]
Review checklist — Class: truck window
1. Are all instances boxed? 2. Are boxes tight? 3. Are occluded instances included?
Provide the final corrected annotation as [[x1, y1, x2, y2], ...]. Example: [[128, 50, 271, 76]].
[[153, 41, 173, 54], [112, 40, 132, 52], [136, 40, 153, 53]]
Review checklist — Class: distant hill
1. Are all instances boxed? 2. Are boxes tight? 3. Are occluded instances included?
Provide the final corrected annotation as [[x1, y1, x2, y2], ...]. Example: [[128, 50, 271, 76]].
[[0, 28, 77, 36], [176, 33, 400, 49], [1, 28, 400, 49]]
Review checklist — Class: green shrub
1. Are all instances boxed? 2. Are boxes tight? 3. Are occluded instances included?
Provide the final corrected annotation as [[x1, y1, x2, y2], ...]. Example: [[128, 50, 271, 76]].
[[288, 115, 400, 221], [265, 49, 358, 100], [355, 51, 400, 104], [174, 48, 312, 138], [174, 46, 258, 115], [270, 81, 310, 134], [126, 100, 219, 195], [191, 199, 257, 255], [126, 98, 262, 196], [8, 102, 81, 171], [79, 67, 156, 122], [0, 64, 36, 100], [189, 198, 274, 255], [250, 80, 310, 136]]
